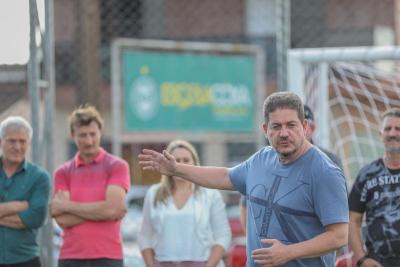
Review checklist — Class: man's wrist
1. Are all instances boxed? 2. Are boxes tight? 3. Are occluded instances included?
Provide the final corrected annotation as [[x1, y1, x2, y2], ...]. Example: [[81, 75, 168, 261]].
[[356, 255, 369, 267]]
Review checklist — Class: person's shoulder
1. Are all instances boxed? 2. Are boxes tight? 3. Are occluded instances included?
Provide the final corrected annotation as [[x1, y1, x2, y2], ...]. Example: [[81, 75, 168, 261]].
[[195, 187, 224, 206], [317, 146, 338, 160], [356, 158, 383, 180], [259, 146, 274, 154], [310, 147, 335, 165], [102, 152, 129, 173], [104, 151, 129, 166], [201, 187, 222, 198], [54, 158, 75, 173], [147, 183, 162, 196], [308, 147, 342, 176], [25, 161, 51, 182], [316, 146, 343, 167], [250, 146, 275, 160]]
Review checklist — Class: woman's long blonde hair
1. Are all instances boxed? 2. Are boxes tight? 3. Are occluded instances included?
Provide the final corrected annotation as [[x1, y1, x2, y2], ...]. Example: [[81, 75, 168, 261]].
[[154, 140, 200, 206]]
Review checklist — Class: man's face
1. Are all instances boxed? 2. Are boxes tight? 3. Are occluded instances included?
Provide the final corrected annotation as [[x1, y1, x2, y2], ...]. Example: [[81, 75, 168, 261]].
[[72, 121, 101, 159], [380, 116, 400, 153], [0, 128, 30, 165], [263, 108, 306, 158]]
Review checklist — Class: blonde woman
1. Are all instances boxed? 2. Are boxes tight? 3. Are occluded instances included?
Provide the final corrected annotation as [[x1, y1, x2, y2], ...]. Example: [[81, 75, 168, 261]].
[[138, 140, 231, 267]]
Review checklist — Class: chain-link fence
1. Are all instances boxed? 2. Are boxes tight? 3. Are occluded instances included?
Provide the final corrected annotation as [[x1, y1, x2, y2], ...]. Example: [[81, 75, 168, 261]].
[[52, 0, 398, 107], [50, 0, 398, 172], [0, 0, 399, 266], [0, 1, 396, 169]]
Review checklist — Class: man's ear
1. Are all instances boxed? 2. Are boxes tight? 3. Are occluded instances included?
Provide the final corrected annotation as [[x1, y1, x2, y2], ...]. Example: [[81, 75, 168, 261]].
[[310, 121, 316, 132], [305, 120, 316, 132], [262, 123, 268, 135]]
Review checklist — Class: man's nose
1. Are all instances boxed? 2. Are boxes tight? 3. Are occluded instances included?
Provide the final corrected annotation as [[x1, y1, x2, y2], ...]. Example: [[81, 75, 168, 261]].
[[14, 141, 22, 150], [83, 136, 93, 144], [389, 128, 399, 136], [279, 127, 289, 137]]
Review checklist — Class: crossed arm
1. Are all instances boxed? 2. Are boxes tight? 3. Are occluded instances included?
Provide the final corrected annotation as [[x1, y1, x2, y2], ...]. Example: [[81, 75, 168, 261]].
[[51, 185, 127, 229], [0, 201, 28, 229]]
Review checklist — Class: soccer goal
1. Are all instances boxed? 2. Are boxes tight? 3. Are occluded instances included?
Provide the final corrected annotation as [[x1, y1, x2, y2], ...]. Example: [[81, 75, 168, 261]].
[[287, 46, 400, 183]]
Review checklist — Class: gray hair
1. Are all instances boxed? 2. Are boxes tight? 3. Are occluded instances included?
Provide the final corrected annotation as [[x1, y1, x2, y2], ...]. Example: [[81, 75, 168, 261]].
[[0, 116, 33, 139]]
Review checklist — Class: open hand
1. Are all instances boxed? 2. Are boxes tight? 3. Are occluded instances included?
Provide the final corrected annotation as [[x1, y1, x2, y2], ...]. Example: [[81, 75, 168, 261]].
[[138, 149, 177, 176], [252, 239, 293, 267]]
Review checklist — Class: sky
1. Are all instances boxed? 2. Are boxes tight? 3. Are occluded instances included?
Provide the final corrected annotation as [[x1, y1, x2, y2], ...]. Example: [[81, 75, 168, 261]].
[[0, 0, 44, 65]]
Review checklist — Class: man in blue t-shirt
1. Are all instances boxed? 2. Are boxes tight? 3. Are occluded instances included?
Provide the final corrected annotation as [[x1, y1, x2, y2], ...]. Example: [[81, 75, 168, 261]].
[[239, 104, 344, 230], [139, 92, 349, 267]]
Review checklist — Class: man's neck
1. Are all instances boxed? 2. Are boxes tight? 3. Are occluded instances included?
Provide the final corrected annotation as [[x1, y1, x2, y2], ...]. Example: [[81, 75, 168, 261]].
[[79, 149, 101, 164], [80, 154, 96, 164], [383, 153, 400, 170]]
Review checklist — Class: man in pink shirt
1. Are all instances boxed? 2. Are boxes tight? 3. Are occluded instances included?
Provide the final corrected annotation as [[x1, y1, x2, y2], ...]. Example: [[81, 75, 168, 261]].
[[50, 105, 130, 267]]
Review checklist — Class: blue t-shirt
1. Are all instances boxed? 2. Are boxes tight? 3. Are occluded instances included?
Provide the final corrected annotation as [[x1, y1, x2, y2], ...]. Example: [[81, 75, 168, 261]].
[[229, 146, 348, 267]]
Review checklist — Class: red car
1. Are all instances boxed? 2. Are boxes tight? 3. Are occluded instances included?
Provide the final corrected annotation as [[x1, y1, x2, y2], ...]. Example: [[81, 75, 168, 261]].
[[335, 248, 357, 267], [226, 217, 246, 267]]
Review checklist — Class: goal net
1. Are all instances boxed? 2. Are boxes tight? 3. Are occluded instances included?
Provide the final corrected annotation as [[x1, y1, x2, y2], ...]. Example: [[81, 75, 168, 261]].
[[287, 47, 400, 183]]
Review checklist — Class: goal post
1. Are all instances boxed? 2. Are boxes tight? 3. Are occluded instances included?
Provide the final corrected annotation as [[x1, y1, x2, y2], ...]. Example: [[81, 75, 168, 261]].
[[287, 46, 400, 182]]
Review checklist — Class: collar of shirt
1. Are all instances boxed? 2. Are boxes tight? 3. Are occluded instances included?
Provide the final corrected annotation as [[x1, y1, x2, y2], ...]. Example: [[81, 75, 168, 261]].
[[74, 147, 106, 167], [0, 157, 28, 178]]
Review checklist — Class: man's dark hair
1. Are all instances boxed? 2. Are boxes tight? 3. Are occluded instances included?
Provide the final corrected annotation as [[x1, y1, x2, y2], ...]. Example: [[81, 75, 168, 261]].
[[263, 92, 305, 123], [69, 105, 104, 134], [383, 107, 400, 119]]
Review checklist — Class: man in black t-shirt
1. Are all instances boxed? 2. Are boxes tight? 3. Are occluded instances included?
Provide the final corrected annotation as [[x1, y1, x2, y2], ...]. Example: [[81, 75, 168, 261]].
[[349, 108, 400, 267]]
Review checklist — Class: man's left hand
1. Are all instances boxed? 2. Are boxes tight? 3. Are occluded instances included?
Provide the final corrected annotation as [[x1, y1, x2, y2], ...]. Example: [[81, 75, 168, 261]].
[[251, 239, 293, 267]]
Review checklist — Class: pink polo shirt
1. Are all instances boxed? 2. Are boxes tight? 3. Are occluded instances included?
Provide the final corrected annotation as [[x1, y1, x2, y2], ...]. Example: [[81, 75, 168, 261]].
[[54, 148, 131, 260]]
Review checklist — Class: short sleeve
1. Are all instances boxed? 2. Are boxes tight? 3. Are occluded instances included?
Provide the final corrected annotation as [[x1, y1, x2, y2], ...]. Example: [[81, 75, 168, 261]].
[[228, 161, 249, 195], [312, 166, 349, 226], [54, 165, 69, 193], [348, 172, 366, 213], [108, 159, 131, 192]]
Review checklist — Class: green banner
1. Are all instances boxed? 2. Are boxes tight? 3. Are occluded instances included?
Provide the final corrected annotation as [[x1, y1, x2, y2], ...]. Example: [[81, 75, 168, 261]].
[[123, 50, 255, 132]]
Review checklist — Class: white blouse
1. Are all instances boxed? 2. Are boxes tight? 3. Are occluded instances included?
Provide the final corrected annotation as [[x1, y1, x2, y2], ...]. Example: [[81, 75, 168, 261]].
[[138, 184, 232, 263]]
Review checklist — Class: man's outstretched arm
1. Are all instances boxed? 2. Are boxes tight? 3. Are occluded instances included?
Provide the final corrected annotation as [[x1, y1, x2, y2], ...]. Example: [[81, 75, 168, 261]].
[[139, 149, 234, 190]]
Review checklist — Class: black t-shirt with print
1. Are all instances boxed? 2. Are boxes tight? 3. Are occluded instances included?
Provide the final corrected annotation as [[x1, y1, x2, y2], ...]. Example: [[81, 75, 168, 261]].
[[349, 158, 400, 261]]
